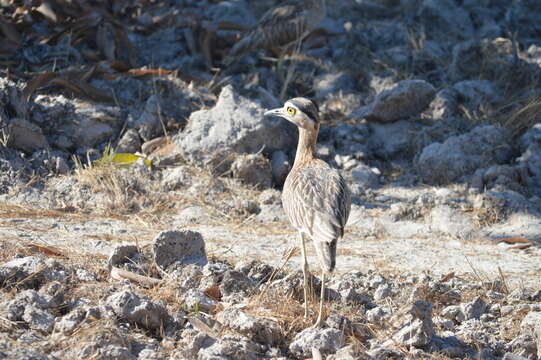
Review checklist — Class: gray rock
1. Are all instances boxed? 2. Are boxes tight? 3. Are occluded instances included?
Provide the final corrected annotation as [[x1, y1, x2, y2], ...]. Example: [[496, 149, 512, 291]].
[[219, 270, 255, 298], [334, 154, 360, 170], [0, 256, 68, 288], [216, 307, 281, 345], [374, 283, 392, 300], [366, 347, 404, 359], [441, 305, 466, 323], [116, 128, 142, 153], [462, 296, 487, 320], [235, 259, 275, 283], [367, 307, 387, 324], [182, 289, 218, 312], [205, 0, 257, 27], [502, 353, 531, 360], [430, 205, 474, 239], [354, 80, 436, 123], [177, 328, 216, 359], [257, 189, 281, 205], [325, 312, 351, 330], [175, 206, 210, 226], [256, 204, 287, 223], [105, 290, 167, 330], [198, 334, 260, 360], [137, 348, 163, 360], [518, 123, 541, 192], [368, 120, 421, 158], [134, 95, 162, 141], [453, 80, 500, 107], [69, 102, 120, 148], [175, 264, 203, 289], [153, 230, 207, 274], [507, 334, 538, 360], [314, 72, 356, 98], [417, 0, 474, 40], [173, 85, 296, 170], [417, 125, 513, 184], [326, 345, 360, 360], [269, 270, 323, 301], [270, 150, 290, 186], [203, 261, 231, 277], [5, 290, 53, 319], [54, 307, 87, 335], [520, 311, 541, 353], [7, 118, 49, 153], [289, 327, 343, 358], [380, 46, 410, 67], [23, 305, 55, 333], [392, 300, 434, 347], [339, 287, 372, 305], [368, 75, 396, 96], [85, 345, 135, 360], [472, 165, 523, 192], [76, 268, 97, 282], [162, 166, 191, 191], [449, 38, 513, 81], [350, 163, 381, 189], [426, 88, 459, 120], [107, 244, 140, 271], [231, 153, 272, 189]]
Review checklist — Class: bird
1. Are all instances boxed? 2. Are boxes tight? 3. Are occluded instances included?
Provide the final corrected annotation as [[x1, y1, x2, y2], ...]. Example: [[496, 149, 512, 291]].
[[264, 97, 351, 327], [223, 0, 326, 66]]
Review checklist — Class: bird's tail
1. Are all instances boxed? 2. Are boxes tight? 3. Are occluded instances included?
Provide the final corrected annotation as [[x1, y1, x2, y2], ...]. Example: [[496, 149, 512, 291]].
[[314, 239, 337, 273]]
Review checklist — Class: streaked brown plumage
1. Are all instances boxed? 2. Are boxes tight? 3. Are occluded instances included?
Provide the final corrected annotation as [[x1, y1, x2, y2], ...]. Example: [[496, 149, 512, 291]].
[[224, 0, 326, 65], [264, 97, 351, 328]]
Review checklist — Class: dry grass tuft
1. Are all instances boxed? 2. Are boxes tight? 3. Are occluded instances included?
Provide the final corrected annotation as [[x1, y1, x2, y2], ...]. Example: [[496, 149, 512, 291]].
[[495, 96, 541, 137], [469, 205, 503, 228]]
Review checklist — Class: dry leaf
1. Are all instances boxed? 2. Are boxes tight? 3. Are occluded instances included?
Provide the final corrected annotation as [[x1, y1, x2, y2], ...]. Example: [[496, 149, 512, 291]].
[[203, 285, 222, 302], [440, 271, 455, 282]]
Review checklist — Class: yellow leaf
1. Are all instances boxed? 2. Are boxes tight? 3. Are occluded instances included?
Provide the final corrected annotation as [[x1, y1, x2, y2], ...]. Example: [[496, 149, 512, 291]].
[[95, 151, 152, 169], [111, 153, 152, 168]]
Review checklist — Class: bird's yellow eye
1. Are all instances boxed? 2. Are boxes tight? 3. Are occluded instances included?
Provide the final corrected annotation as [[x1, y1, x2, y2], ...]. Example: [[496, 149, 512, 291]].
[[287, 107, 296, 115]]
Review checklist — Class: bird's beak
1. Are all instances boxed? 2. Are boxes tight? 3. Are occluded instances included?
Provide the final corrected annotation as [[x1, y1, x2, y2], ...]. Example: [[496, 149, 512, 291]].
[[264, 108, 285, 118]]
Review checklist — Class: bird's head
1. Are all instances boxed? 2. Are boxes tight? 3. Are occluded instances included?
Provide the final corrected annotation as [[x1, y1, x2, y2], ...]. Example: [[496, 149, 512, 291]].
[[264, 97, 319, 131]]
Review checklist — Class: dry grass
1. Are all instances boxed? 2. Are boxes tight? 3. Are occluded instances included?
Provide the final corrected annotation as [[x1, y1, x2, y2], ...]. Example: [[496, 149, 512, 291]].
[[0, 203, 109, 220], [494, 96, 541, 137]]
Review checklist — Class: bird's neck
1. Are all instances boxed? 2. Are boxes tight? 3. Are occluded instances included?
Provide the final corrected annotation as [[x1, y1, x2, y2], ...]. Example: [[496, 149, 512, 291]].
[[293, 127, 318, 167]]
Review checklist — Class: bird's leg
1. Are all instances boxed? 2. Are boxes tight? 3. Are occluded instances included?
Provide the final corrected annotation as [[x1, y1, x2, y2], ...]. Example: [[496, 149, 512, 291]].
[[313, 269, 325, 328], [299, 232, 310, 318]]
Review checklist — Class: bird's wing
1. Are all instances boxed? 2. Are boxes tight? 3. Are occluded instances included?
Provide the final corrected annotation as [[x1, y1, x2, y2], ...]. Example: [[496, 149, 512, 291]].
[[225, 3, 308, 62], [283, 161, 351, 243], [258, 4, 299, 28]]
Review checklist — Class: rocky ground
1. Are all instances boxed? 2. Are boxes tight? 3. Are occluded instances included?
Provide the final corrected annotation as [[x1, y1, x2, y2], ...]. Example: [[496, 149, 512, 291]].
[[1, 0, 541, 359]]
